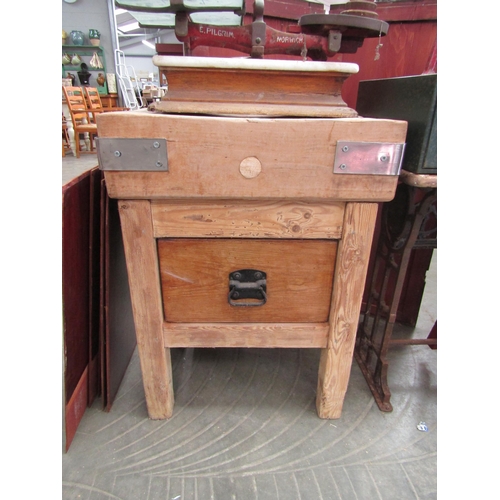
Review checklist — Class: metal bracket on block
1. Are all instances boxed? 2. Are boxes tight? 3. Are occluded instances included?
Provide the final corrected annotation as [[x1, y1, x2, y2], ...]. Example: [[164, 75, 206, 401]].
[[97, 138, 168, 171], [333, 141, 405, 175]]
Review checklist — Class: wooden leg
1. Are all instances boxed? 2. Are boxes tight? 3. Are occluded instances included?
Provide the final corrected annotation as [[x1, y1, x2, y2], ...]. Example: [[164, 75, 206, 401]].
[[118, 199, 174, 419], [66, 122, 77, 157], [83, 131, 91, 153], [316, 202, 378, 419]]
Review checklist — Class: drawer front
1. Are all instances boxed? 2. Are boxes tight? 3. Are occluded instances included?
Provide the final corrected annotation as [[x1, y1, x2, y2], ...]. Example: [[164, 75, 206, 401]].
[[158, 238, 337, 323]]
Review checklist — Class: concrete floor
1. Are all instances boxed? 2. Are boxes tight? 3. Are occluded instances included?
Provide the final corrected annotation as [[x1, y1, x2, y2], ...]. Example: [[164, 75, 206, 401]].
[[62, 150, 99, 185], [62, 153, 437, 500]]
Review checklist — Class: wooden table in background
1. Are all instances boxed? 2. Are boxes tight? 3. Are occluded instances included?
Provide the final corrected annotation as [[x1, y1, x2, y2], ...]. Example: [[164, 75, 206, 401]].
[[99, 94, 119, 109]]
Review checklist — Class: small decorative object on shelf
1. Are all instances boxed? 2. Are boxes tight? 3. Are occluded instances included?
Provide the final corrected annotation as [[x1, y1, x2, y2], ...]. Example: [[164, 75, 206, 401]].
[[62, 53, 71, 64], [66, 73, 76, 86], [71, 53, 82, 65], [62, 30, 68, 45], [77, 63, 91, 86], [89, 51, 104, 69], [96, 73, 106, 87], [70, 30, 84, 45], [89, 29, 101, 46], [106, 73, 117, 94]]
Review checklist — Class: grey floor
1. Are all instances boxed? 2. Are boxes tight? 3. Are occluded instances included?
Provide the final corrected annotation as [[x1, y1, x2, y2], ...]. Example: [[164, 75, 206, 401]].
[[62, 150, 100, 185], [62, 153, 437, 500]]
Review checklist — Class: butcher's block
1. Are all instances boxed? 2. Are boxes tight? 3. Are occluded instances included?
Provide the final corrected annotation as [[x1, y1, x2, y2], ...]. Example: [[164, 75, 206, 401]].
[[96, 56, 407, 421]]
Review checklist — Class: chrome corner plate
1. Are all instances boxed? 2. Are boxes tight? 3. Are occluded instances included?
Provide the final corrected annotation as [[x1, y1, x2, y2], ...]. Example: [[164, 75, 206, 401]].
[[333, 141, 405, 175], [97, 138, 168, 171]]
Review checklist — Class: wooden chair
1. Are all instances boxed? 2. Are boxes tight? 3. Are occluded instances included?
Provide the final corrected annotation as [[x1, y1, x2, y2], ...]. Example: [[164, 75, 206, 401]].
[[83, 87, 104, 123], [84, 87, 127, 123], [62, 86, 98, 158]]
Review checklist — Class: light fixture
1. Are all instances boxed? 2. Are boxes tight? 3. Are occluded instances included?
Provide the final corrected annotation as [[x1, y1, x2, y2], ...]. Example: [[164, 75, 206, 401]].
[[142, 39, 156, 49], [119, 21, 140, 33]]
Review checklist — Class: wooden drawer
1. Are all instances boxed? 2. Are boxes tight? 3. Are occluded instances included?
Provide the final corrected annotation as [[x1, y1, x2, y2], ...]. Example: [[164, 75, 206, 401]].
[[158, 238, 337, 323]]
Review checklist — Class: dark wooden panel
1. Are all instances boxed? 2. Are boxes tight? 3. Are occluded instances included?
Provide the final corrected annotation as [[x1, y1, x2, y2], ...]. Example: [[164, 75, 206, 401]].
[[64, 367, 88, 453], [63, 168, 137, 449], [63, 170, 92, 450], [62, 172, 91, 404], [99, 178, 108, 412], [102, 181, 137, 411], [88, 168, 102, 406]]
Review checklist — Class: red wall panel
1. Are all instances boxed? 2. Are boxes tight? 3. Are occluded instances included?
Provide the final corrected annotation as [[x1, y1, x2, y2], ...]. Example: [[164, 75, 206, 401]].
[[193, 1, 437, 110]]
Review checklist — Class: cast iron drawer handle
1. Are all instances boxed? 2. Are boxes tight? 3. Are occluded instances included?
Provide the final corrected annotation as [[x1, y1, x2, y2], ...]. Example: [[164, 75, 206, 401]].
[[228, 269, 267, 307]]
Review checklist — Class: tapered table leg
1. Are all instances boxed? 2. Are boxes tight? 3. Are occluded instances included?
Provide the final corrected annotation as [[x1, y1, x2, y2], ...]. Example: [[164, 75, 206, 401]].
[[317, 202, 378, 418], [118, 199, 174, 419]]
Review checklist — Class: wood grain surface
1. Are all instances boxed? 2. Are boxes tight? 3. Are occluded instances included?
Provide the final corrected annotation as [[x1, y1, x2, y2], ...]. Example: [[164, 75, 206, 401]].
[[100, 112, 405, 201], [158, 238, 337, 323], [151, 199, 345, 239], [163, 322, 329, 348], [316, 202, 378, 418], [118, 200, 174, 419]]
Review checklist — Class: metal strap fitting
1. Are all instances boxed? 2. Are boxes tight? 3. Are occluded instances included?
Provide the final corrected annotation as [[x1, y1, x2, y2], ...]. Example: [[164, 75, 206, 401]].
[[97, 138, 168, 171], [333, 141, 405, 175]]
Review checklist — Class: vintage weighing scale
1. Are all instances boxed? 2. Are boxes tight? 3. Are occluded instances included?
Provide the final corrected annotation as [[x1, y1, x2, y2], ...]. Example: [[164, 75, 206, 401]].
[[97, 0, 407, 420]]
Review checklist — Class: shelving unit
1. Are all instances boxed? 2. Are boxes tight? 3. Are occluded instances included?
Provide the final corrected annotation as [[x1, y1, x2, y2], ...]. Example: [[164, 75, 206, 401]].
[[62, 45, 108, 94]]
